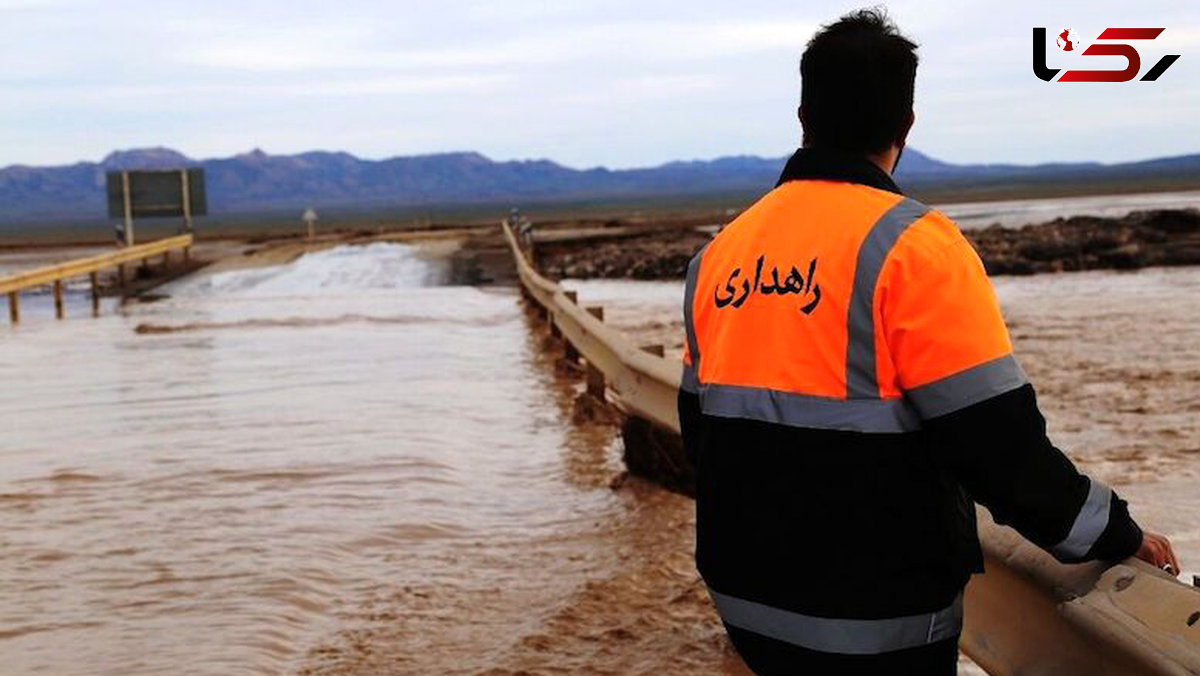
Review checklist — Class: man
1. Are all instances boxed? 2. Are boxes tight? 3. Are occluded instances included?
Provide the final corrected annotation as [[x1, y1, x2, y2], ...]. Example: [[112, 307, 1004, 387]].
[[511, 207, 534, 245], [678, 9, 1179, 675]]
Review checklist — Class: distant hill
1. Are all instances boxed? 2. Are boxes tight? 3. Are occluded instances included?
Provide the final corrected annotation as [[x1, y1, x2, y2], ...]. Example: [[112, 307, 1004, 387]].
[[2, 146, 1199, 226]]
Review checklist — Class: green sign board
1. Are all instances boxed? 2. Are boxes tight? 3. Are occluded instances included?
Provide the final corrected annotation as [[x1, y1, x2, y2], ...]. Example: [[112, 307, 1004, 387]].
[[106, 169, 207, 219]]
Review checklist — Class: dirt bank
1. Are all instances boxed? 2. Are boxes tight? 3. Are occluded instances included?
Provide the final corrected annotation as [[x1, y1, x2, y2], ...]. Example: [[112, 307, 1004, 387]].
[[974, 209, 1200, 275], [535, 208, 1200, 280]]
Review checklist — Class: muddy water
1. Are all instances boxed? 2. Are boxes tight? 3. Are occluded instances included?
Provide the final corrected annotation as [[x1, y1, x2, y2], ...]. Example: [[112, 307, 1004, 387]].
[[5, 239, 1197, 676], [0, 243, 742, 675]]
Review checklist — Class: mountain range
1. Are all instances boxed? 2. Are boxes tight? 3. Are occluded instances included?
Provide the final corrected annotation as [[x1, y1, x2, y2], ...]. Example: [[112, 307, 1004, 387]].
[[2, 146, 1200, 225]]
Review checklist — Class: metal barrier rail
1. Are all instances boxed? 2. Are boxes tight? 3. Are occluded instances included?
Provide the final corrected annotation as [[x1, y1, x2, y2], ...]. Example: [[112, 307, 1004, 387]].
[[501, 220, 1200, 675], [503, 222, 681, 432], [1, 234, 194, 324]]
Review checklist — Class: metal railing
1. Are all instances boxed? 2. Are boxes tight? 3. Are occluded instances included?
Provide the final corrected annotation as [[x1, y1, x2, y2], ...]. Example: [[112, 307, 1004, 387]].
[[1, 234, 194, 324], [504, 222, 681, 432], [501, 220, 1200, 675]]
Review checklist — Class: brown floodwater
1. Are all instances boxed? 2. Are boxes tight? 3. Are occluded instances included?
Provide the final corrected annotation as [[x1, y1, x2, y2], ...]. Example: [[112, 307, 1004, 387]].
[[3, 237, 1198, 675], [0, 242, 744, 675]]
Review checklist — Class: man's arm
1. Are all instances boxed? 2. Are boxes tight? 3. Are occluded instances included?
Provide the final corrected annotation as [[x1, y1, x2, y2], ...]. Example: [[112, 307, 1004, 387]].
[[679, 344, 705, 467], [922, 383, 1141, 562], [678, 389, 704, 467], [884, 220, 1162, 566]]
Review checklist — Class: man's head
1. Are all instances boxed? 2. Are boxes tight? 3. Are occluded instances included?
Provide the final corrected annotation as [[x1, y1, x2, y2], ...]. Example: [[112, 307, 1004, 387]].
[[799, 8, 918, 170]]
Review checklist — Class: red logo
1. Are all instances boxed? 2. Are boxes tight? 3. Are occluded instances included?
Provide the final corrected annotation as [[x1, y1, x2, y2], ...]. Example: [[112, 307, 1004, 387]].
[[1033, 27, 1181, 82], [1056, 29, 1077, 51]]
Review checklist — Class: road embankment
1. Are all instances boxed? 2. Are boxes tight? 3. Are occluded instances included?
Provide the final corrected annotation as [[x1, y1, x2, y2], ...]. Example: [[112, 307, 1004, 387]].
[[535, 208, 1200, 280]]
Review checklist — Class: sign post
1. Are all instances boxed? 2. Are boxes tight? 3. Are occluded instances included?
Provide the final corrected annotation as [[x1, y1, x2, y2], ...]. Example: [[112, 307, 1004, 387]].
[[121, 171, 134, 246], [302, 208, 318, 240], [107, 168, 207, 247], [180, 169, 193, 233]]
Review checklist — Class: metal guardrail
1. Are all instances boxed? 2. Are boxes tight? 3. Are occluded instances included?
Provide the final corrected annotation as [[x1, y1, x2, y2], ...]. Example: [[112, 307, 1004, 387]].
[[1, 234, 193, 324], [501, 220, 1200, 675], [503, 222, 681, 432]]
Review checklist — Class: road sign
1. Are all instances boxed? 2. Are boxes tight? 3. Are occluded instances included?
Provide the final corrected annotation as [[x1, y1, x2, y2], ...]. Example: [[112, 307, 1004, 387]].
[[105, 169, 206, 246], [302, 208, 318, 239]]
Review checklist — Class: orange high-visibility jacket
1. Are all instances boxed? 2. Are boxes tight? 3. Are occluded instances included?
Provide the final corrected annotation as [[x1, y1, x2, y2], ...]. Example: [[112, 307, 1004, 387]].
[[678, 148, 1143, 658]]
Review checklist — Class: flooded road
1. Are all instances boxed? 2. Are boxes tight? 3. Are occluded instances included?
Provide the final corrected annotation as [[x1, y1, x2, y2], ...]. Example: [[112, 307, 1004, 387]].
[[4, 235, 1198, 675], [0, 243, 740, 674]]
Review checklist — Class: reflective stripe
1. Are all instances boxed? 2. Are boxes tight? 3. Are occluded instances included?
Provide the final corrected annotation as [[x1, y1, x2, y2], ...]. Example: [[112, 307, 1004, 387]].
[[681, 362, 700, 394], [709, 587, 963, 655], [846, 198, 930, 399], [905, 354, 1029, 419], [1051, 476, 1112, 560], [687, 203, 942, 430], [682, 245, 706, 386], [700, 384, 921, 433]]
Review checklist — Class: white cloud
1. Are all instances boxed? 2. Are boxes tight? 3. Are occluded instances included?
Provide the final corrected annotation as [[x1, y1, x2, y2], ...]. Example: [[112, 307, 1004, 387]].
[[0, 0, 75, 8], [177, 18, 817, 73], [0, 0, 1196, 167]]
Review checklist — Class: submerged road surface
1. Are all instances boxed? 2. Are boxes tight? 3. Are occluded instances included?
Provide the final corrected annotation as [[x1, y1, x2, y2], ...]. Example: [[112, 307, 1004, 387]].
[[0, 242, 744, 675], [13, 237, 1189, 674]]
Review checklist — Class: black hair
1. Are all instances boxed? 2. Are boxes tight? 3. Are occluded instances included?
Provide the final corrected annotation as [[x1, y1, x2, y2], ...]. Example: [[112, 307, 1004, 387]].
[[800, 8, 918, 154]]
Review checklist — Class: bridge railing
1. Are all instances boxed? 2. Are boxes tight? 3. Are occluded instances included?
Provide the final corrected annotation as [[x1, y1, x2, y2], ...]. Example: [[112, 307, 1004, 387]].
[[1, 234, 193, 324], [501, 219, 1200, 675]]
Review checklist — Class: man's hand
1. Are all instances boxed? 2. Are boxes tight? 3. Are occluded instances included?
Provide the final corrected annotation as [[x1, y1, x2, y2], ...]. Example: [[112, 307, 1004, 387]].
[[1134, 531, 1180, 576]]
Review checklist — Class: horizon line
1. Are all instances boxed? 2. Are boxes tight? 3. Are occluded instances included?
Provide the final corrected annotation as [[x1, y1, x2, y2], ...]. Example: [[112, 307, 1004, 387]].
[[4, 145, 1200, 174]]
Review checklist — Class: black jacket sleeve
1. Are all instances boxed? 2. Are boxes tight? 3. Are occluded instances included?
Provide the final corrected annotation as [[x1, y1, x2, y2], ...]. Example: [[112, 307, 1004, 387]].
[[923, 383, 1143, 563], [678, 389, 706, 468]]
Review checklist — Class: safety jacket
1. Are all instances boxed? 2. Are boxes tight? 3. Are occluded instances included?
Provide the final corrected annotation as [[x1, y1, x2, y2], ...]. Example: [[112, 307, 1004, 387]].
[[679, 147, 1143, 658]]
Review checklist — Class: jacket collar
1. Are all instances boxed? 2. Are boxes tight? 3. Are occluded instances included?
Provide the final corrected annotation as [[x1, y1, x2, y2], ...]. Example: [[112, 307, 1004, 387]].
[[775, 147, 904, 195]]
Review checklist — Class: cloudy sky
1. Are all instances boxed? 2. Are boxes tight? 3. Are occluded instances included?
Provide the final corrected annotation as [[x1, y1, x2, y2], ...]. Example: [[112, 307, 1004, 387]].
[[1, 0, 1197, 169]]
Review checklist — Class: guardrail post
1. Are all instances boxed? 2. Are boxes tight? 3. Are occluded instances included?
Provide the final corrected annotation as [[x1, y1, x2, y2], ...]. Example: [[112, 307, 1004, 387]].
[[53, 280, 64, 319], [117, 263, 126, 287], [90, 272, 100, 316], [7, 291, 18, 325], [557, 292, 578, 360], [586, 361, 605, 399], [162, 251, 170, 269], [183, 246, 191, 263], [583, 306, 607, 397]]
